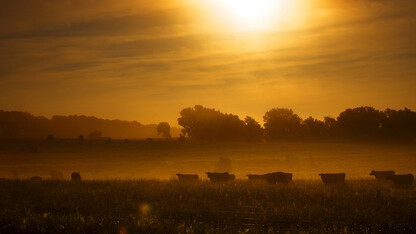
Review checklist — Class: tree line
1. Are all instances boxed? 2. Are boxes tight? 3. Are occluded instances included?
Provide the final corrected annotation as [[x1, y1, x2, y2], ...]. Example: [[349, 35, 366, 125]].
[[177, 105, 416, 142], [1, 106, 415, 142], [0, 111, 180, 139]]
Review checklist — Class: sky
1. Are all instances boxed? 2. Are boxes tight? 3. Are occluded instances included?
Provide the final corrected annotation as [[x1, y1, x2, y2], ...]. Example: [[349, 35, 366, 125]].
[[1, 0, 415, 125]]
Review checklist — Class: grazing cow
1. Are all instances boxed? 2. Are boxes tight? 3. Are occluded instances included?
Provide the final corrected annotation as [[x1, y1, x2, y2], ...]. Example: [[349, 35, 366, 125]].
[[31, 176, 42, 181], [176, 173, 199, 182], [71, 172, 81, 181], [319, 173, 345, 185], [264, 172, 293, 184], [247, 174, 268, 181], [387, 174, 414, 187], [370, 170, 395, 180], [206, 172, 235, 183]]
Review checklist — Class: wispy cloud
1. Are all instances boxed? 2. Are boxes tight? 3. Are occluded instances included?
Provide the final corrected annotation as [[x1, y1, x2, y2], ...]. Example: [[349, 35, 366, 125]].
[[0, 0, 415, 123]]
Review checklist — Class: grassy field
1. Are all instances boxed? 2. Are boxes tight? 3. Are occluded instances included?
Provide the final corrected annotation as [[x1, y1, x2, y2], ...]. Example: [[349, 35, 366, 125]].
[[0, 139, 415, 233], [0, 139, 416, 180], [0, 179, 415, 233]]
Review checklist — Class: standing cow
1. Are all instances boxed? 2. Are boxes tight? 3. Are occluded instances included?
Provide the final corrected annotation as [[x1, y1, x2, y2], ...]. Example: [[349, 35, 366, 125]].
[[370, 170, 395, 180], [71, 172, 81, 181], [176, 173, 199, 182], [387, 174, 414, 187], [319, 173, 345, 185], [206, 172, 235, 183], [265, 172, 293, 184]]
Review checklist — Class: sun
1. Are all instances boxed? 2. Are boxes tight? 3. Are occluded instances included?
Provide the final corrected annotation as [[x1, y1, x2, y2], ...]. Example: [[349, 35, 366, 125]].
[[213, 0, 290, 31], [223, 0, 275, 22]]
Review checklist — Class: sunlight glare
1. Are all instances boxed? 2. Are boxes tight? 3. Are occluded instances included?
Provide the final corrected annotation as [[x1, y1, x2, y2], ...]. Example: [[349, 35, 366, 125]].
[[224, 0, 274, 21], [213, 0, 293, 31]]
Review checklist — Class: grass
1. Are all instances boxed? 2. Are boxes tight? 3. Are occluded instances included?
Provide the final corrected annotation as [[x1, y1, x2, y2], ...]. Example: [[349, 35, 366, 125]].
[[0, 179, 415, 233], [1, 139, 416, 180]]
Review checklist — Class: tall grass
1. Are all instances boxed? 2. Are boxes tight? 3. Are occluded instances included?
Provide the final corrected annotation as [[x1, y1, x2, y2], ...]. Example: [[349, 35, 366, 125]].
[[0, 179, 415, 233]]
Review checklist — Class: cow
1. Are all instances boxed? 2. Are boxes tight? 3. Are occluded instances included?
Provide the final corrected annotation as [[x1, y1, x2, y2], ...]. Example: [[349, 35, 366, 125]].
[[387, 174, 414, 187], [264, 172, 293, 184], [30, 176, 42, 181], [206, 172, 235, 183], [319, 173, 345, 185], [176, 173, 199, 182], [71, 172, 81, 181], [247, 174, 268, 181], [370, 170, 395, 180]]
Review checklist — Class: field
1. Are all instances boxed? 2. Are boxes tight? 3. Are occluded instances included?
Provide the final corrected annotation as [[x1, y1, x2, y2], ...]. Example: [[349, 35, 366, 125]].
[[0, 139, 416, 233], [1, 139, 416, 180], [0, 180, 415, 233]]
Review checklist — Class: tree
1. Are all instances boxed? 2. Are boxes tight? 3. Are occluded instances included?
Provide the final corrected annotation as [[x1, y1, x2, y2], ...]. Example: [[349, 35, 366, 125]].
[[263, 108, 302, 141], [382, 108, 416, 140], [301, 116, 326, 140], [244, 116, 264, 141], [337, 106, 385, 140], [177, 105, 246, 141], [157, 122, 171, 138]]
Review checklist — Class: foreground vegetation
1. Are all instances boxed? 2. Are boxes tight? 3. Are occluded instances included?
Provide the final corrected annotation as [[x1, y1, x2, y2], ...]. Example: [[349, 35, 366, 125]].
[[0, 180, 415, 233]]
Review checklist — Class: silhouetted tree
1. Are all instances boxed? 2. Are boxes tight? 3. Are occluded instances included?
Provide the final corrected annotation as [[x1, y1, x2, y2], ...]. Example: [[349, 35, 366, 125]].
[[157, 122, 171, 138], [323, 116, 337, 139], [244, 116, 264, 141], [177, 105, 246, 141], [179, 134, 186, 142], [263, 108, 302, 141], [337, 106, 385, 140], [382, 108, 416, 140], [301, 117, 326, 140]]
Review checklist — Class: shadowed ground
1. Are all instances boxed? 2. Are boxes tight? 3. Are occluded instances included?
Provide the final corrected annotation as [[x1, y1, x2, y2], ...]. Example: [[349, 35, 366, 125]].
[[0, 139, 415, 180], [0, 180, 415, 233]]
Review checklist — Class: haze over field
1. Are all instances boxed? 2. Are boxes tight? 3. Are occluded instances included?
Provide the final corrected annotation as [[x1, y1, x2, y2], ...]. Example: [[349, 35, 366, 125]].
[[1, 0, 415, 125], [1, 1, 416, 232], [1, 140, 416, 181]]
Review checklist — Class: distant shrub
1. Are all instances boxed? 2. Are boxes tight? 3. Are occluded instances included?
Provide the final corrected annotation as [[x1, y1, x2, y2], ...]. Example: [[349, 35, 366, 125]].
[[78, 135, 84, 141], [88, 130, 102, 140]]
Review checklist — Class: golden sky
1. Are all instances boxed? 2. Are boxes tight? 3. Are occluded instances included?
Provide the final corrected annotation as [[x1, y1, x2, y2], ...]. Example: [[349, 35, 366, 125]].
[[1, 0, 415, 125]]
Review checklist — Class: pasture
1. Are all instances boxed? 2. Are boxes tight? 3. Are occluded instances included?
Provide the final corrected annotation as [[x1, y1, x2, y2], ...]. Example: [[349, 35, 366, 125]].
[[0, 139, 416, 181], [0, 139, 416, 232], [0, 179, 415, 233]]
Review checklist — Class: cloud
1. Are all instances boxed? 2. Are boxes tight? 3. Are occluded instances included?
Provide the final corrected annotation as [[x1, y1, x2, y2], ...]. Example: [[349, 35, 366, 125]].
[[0, 0, 415, 123]]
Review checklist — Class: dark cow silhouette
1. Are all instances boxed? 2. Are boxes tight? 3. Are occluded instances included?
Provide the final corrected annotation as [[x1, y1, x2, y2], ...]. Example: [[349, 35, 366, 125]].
[[265, 172, 293, 184], [247, 174, 268, 181], [206, 172, 235, 183], [176, 173, 199, 182], [71, 172, 81, 181], [247, 172, 292, 184], [387, 174, 414, 187], [370, 170, 395, 180], [31, 176, 42, 181], [319, 173, 345, 185]]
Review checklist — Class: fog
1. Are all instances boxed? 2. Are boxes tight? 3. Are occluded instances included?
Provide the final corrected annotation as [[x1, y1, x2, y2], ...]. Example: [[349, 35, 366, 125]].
[[1, 139, 415, 181]]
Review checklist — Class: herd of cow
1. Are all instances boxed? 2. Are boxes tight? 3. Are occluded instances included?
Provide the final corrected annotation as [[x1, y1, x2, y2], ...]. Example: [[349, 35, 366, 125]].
[[177, 170, 414, 186], [7, 171, 413, 187]]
